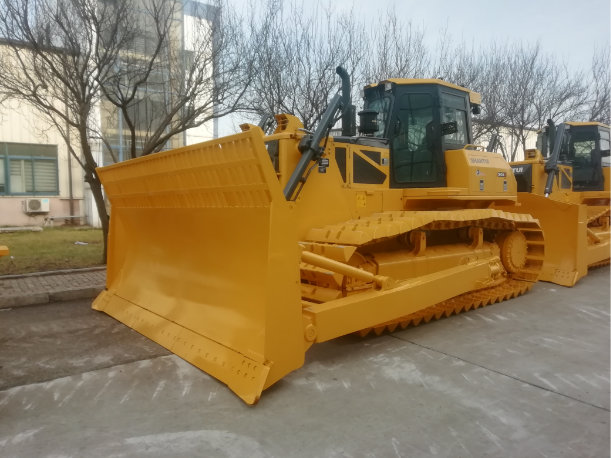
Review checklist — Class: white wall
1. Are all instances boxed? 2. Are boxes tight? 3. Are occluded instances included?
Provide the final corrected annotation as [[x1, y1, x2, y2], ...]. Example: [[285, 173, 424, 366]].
[[482, 126, 539, 162]]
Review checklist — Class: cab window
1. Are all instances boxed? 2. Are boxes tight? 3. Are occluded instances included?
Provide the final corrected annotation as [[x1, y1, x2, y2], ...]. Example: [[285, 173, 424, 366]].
[[366, 96, 391, 138], [441, 107, 468, 145], [441, 93, 469, 147], [569, 132, 597, 165], [600, 128, 610, 153]]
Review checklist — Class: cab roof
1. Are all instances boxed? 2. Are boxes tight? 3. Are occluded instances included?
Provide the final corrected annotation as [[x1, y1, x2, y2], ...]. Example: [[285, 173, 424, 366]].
[[367, 78, 482, 106], [565, 121, 610, 129]]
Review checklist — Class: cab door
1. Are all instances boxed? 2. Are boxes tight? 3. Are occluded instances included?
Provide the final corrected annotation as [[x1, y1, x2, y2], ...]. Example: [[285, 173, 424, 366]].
[[569, 127, 605, 191], [390, 90, 445, 188]]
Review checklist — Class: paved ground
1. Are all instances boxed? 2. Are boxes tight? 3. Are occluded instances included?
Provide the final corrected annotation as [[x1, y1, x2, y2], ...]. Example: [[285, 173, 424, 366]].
[[0, 267, 609, 457]]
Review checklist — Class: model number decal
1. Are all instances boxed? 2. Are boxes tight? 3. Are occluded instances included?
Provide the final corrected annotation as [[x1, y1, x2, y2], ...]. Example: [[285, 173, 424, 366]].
[[497, 172, 506, 177]]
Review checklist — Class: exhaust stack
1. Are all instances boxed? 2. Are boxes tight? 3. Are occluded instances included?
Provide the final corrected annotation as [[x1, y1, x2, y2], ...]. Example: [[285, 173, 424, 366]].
[[335, 66, 356, 137]]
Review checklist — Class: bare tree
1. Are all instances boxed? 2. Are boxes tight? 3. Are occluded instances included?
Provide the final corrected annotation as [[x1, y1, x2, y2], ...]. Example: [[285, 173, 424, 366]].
[[430, 39, 591, 159], [499, 44, 587, 160], [432, 32, 483, 89], [99, 0, 254, 160], [0, 0, 253, 259], [470, 45, 511, 144], [243, 0, 364, 129], [588, 47, 610, 124], [360, 9, 429, 84], [1, 0, 602, 251], [432, 38, 502, 143], [0, 0, 122, 258], [239, 3, 596, 163]]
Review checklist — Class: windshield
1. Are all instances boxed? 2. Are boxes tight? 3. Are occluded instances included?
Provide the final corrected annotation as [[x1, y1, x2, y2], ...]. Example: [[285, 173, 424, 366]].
[[539, 129, 596, 161], [559, 130, 597, 162]]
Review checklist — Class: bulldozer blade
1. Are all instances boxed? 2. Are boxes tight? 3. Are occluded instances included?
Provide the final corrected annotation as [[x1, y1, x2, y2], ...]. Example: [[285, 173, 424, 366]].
[[508, 193, 609, 286], [92, 129, 304, 404]]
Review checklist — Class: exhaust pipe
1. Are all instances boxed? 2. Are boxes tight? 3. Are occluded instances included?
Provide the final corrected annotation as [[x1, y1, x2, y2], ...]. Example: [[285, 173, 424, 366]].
[[336, 66, 356, 137]]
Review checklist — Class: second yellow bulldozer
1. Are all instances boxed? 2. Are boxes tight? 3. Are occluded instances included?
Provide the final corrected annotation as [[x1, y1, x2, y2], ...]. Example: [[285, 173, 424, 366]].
[[93, 68, 544, 404], [496, 121, 610, 286]]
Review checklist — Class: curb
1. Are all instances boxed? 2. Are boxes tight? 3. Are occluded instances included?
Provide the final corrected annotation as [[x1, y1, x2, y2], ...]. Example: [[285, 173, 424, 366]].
[[0, 286, 104, 309], [0, 266, 106, 280]]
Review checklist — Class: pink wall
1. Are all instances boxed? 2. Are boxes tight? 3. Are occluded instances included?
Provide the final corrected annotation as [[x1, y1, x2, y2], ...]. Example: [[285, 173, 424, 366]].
[[0, 197, 83, 227]]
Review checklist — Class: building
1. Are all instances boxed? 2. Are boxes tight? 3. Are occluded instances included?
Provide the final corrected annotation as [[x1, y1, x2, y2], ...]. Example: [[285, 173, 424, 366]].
[[0, 0, 216, 228], [479, 125, 539, 162], [0, 89, 84, 227]]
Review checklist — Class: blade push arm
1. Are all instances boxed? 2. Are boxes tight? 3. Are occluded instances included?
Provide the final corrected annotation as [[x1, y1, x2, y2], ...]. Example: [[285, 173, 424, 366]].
[[544, 123, 568, 197], [283, 92, 343, 200]]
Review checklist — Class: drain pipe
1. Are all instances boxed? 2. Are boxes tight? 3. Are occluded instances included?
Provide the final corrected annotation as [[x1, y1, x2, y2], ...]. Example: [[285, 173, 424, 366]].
[[64, 96, 75, 221]]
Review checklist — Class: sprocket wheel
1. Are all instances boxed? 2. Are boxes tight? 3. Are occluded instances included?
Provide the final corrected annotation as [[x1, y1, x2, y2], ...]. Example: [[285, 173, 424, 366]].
[[498, 231, 528, 273]]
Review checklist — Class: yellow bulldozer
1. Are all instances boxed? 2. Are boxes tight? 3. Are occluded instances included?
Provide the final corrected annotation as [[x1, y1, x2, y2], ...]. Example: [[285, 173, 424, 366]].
[[93, 68, 544, 404], [496, 121, 610, 286]]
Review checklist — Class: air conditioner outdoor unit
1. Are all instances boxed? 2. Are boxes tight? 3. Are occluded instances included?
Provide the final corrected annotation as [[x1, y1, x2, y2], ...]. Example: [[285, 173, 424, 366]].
[[24, 198, 50, 213]]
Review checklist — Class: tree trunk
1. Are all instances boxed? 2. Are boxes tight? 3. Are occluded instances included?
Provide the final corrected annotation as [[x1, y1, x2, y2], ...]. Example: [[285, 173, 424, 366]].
[[79, 133, 110, 263], [85, 169, 110, 263]]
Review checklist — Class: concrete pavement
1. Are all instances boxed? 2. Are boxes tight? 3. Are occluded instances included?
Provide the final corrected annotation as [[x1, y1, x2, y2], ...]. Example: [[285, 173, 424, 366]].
[[0, 266, 609, 457]]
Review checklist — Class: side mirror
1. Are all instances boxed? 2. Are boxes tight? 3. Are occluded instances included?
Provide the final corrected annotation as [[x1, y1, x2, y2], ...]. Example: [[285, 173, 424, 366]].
[[441, 121, 458, 136]]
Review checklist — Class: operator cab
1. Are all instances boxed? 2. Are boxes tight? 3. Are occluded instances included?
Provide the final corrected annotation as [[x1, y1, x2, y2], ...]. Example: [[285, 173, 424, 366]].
[[360, 79, 481, 188], [538, 122, 610, 191]]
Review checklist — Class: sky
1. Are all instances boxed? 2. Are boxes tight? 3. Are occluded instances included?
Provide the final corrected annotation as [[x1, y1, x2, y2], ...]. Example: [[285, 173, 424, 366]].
[[332, 0, 610, 72], [219, 0, 610, 134]]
